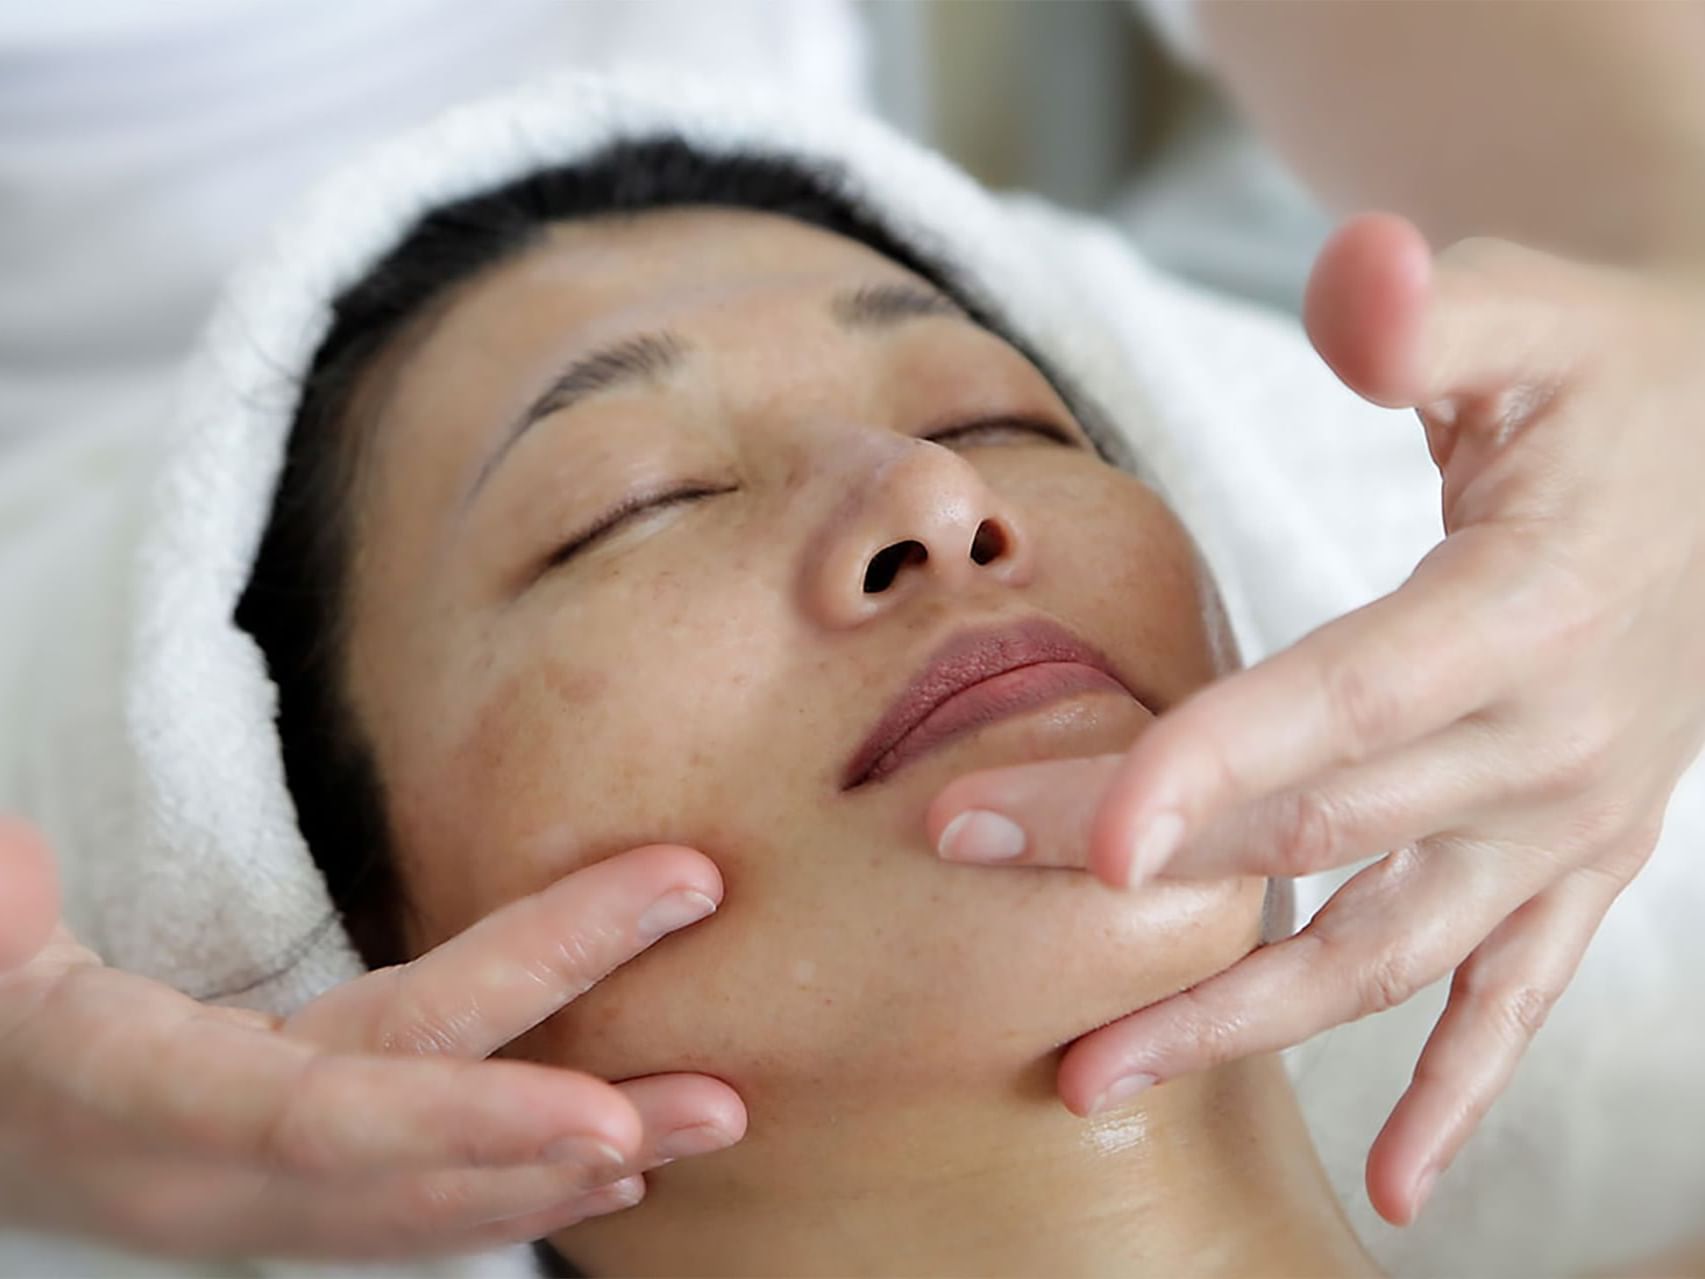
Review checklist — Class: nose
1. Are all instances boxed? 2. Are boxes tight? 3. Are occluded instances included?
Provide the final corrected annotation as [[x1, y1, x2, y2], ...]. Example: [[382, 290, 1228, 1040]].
[[802, 437, 1034, 628]]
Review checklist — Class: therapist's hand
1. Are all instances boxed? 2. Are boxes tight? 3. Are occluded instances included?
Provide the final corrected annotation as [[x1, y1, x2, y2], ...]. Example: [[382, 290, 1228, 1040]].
[[927, 214, 1705, 1227], [0, 818, 742, 1262]]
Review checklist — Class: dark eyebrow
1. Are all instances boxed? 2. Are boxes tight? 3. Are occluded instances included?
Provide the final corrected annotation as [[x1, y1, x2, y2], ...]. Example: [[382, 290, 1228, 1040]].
[[467, 331, 689, 503], [830, 281, 968, 331], [466, 283, 971, 507]]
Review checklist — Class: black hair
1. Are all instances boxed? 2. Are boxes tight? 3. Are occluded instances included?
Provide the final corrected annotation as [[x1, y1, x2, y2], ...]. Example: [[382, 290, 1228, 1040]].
[[235, 134, 1121, 1277]]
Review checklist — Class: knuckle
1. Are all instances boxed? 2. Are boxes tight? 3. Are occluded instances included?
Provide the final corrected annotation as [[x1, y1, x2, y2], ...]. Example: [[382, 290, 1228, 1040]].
[[1533, 574, 1602, 662], [1501, 984, 1556, 1041], [374, 965, 466, 1057], [147, 1015, 270, 1156], [1605, 819, 1664, 877], [377, 1012, 464, 1059], [1270, 790, 1341, 875], [438, 1059, 514, 1169], [1361, 946, 1427, 1016], [517, 899, 610, 1004], [1322, 657, 1400, 760], [526, 934, 604, 1003], [1162, 720, 1245, 823], [1491, 529, 1602, 664], [1534, 789, 1640, 862], [258, 1053, 344, 1177], [1181, 1003, 1242, 1070], [1536, 725, 1615, 802], [1160, 983, 1251, 1071], [1569, 795, 1638, 852], [521, 941, 610, 1009], [1474, 980, 1558, 1047]]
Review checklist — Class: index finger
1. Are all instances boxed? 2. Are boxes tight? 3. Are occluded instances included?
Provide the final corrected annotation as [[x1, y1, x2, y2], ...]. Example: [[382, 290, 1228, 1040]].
[[1089, 531, 1523, 887], [1056, 842, 1496, 1117], [288, 844, 721, 1059]]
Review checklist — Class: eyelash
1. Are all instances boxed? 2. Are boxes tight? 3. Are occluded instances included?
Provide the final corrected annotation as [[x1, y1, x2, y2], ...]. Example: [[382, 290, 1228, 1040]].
[[541, 415, 1076, 572], [921, 415, 1080, 449], [543, 483, 734, 570]]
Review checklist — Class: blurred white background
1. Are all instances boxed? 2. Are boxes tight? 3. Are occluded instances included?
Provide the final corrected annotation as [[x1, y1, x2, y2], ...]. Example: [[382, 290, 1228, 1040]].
[[861, 0, 1331, 313]]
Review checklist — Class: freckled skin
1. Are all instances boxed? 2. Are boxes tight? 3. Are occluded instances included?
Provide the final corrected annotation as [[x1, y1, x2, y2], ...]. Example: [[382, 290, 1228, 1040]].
[[340, 207, 1264, 1125]]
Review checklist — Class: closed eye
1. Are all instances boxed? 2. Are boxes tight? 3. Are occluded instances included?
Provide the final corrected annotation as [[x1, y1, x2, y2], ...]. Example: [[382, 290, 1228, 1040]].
[[922, 415, 1082, 449], [535, 416, 1070, 579], [543, 483, 735, 573]]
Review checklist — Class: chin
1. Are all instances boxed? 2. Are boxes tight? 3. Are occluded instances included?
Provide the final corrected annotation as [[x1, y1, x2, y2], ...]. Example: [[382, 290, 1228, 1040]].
[[874, 871, 1266, 1080], [513, 851, 1263, 1113], [821, 692, 1259, 1051], [682, 860, 1268, 1105]]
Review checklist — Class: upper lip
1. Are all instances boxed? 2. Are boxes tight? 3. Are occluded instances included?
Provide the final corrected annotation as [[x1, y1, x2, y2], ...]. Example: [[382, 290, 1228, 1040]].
[[841, 616, 1144, 789]]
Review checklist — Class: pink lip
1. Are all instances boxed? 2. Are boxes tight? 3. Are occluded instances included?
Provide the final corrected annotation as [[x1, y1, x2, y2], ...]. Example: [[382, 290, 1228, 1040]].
[[841, 618, 1146, 789]]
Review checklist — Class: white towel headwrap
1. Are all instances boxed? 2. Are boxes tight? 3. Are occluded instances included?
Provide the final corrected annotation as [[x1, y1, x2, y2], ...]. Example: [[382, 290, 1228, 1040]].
[[8, 69, 1703, 1279], [107, 70, 1260, 1011]]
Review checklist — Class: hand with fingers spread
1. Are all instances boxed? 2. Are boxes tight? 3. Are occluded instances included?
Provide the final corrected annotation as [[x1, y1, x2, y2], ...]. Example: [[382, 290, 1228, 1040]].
[[0, 819, 743, 1262], [928, 213, 1705, 1227]]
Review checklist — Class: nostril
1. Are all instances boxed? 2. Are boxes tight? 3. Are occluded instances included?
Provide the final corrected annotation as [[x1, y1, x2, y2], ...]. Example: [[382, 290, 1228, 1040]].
[[864, 539, 927, 593], [969, 519, 1007, 566]]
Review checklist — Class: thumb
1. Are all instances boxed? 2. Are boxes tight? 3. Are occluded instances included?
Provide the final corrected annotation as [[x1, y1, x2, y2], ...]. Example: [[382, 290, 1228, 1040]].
[[927, 754, 1126, 881], [0, 818, 62, 972], [1304, 213, 1576, 414]]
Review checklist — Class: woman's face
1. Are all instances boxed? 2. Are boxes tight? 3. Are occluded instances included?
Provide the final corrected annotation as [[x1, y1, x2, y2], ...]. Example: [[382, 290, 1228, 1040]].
[[341, 206, 1265, 1099]]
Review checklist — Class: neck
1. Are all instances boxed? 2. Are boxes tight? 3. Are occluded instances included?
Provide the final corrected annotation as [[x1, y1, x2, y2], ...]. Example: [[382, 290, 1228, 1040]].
[[552, 1053, 1379, 1278]]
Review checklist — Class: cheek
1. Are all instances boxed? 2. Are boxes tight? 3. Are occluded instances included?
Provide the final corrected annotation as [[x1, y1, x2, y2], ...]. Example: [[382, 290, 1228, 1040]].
[[1026, 472, 1234, 698], [390, 567, 804, 945]]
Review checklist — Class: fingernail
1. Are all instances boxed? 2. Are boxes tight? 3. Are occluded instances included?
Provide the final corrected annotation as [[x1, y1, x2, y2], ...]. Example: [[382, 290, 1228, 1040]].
[[655, 1121, 736, 1162], [1088, 1072, 1157, 1115], [544, 1136, 627, 1181], [938, 810, 1027, 862], [636, 889, 718, 944], [1413, 1165, 1440, 1219], [578, 1174, 645, 1217], [1126, 811, 1184, 888]]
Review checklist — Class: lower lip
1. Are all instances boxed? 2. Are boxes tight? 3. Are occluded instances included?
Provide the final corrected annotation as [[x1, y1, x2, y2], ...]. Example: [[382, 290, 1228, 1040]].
[[863, 661, 1134, 785]]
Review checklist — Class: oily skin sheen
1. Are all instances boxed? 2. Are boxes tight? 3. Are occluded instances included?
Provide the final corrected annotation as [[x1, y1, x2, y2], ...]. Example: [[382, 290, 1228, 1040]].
[[337, 209, 1304, 1271]]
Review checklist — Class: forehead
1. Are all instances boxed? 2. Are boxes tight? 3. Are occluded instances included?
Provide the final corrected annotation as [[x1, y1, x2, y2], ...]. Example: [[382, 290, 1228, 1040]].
[[344, 205, 947, 470], [346, 204, 984, 539], [413, 205, 931, 362]]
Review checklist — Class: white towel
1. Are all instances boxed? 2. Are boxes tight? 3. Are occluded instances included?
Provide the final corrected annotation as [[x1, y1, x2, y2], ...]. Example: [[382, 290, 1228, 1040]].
[[1, 70, 1700, 1277]]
